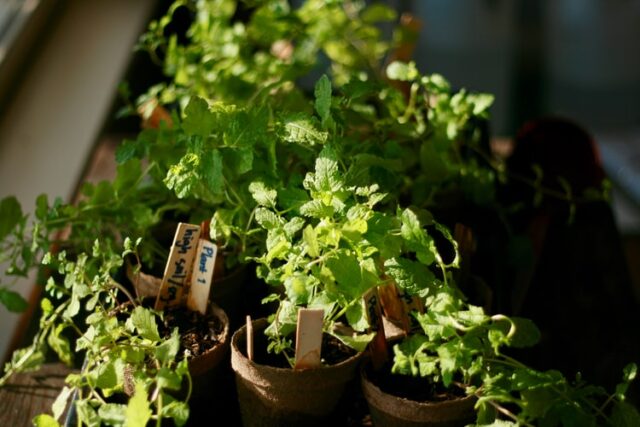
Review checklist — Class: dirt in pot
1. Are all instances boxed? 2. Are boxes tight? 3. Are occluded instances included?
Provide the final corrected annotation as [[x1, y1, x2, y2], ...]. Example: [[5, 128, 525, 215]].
[[159, 306, 225, 359], [366, 362, 468, 403], [250, 330, 358, 368]]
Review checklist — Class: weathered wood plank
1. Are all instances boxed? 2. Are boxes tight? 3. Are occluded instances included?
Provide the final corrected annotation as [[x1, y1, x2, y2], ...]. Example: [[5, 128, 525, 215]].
[[0, 363, 74, 426]]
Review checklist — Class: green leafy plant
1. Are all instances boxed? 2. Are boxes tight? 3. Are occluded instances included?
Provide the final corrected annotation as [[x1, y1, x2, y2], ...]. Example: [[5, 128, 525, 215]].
[[389, 265, 640, 426], [2, 238, 193, 427], [250, 147, 460, 365]]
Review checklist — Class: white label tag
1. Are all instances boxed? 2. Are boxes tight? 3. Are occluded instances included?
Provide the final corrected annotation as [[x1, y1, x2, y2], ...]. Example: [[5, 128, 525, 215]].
[[187, 239, 217, 315], [155, 223, 201, 310], [294, 308, 324, 370]]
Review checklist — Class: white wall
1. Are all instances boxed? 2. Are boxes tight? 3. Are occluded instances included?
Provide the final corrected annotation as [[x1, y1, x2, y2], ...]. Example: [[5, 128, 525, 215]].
[[0, 0, 155, 362]]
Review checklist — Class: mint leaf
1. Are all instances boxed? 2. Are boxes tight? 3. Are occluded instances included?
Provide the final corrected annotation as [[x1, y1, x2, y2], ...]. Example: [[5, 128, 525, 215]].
[[125, 381, 152, 427], [47, 324, 72, 365], [164, 153, 199, 198], [314, 74, 332, 125], [183, 97, 214, 138], [249, 181, 277, 208], [32, 415, 61, 427], [326, 251, 363, 299], [129, 306, 160, 341], [0, 287, 28, 312], [0, 196, 22, 241], [157, 367, 183, 390], [384, 257, 435, 297], [400, 208, 437, 265], [281, 113, 328, 146], [98, 403, 127, 426], [155, 329, 180, 363], [331, 330, 375, 352], [52, 386, 73, 421], [95, 358, 125, 395], [161, 401, 190, 427], [202, 149, 224, 195]]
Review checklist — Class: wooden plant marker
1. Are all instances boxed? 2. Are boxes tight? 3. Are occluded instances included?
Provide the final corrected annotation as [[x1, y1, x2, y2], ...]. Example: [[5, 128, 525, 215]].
[[186, 239, 218, 315], [378, 282, 411, 333], [294, 308, 324, 370], [363, 288, 388, 370], [155, 223, 201, 310], [246, 315, 254, 361]]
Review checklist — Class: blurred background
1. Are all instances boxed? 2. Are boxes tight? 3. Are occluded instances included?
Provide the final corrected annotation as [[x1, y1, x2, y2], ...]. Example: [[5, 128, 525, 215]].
[[0, 0, 639, 368]]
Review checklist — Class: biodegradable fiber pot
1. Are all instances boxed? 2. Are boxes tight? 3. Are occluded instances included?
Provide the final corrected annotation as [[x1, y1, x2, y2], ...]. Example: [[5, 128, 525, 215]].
[[230, 318, 363, 427], [361, 364, 477, 427]]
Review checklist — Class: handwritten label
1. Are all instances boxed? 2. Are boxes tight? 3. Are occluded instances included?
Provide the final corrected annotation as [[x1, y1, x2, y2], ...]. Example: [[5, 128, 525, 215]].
[[294, 308, 324, 370], [363, 288, 388, 370], [187, 239, 217, 314], [155, 223, 201, 310]]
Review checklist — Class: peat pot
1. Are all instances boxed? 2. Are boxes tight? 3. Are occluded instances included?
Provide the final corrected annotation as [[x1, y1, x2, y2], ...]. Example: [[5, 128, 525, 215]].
[[360, 363, 477, 427], [230, 318, 363, 427]]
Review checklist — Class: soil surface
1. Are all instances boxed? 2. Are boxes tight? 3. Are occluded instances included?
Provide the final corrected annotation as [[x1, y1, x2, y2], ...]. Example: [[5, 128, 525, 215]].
[[251, 330, 358, 368], [366, 362, 467, 403], [159, 306, 224, 359]]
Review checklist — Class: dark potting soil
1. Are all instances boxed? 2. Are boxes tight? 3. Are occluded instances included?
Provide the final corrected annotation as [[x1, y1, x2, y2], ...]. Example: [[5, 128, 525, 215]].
[[251, 330, 358, 368], [159, 306, 224, 359], [366, 362, 467, 403]]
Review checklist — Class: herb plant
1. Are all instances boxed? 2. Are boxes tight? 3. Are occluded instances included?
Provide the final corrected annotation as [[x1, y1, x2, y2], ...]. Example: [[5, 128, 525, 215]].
[[251, 147, 460, 365], [2, 238, 193, 427], [390, 263, 640, 426]]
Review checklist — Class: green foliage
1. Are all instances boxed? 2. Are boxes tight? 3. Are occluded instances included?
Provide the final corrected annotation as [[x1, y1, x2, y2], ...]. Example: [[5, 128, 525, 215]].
[[252, 150, 456, 362], [390, 265, 639, 426], [2, 242, 192, 426]]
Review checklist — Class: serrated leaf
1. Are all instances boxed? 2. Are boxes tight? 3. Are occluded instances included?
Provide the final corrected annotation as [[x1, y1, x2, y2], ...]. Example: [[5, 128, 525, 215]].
[[156, 328, 180, 363], [182, 97, 215, 137], [249, 181, 277, 208], [98, 403, 127, 426], [47, 324, 72, 366], [0, 196, 22, 241], [202, 149, 224, 195], [95, 358, 125, 395], [400, 208, 437, 265], [161, 400, 190, 427], [331, 330, 374, 352], [0, 287, 28, 312], [125, 381, 152, 427], [76, 400, 100, 427], [130, 306, 160, 341], [299, 199, 335, 218], [157, 367, 183, 390], [314, 74, 332, 125], [326, 251, 363, 299], [303, 225, 319, 258], [345, 300, 369, 332], [384, 257, 436, 298], [255, 208, 281, 230], [281, 113, 328, 145]]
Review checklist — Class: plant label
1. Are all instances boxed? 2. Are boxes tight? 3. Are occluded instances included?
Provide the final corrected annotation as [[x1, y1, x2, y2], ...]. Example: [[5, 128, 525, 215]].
[[155, 223, 201, 310], [246, 315, 254, 361], [187, 239, 217, 314], [378, 283, 411, 333], [294, 308, 324, 370], [363, 288, 388, 370]]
